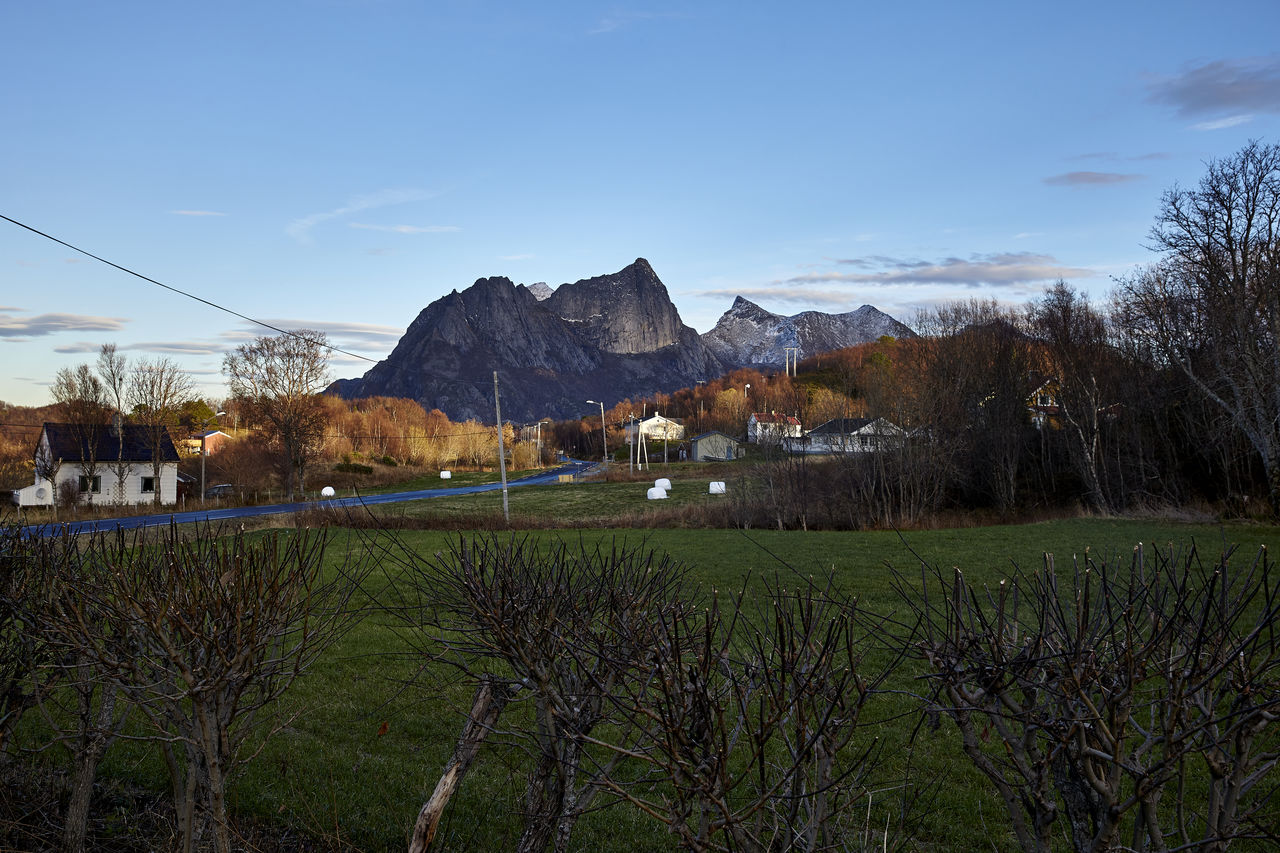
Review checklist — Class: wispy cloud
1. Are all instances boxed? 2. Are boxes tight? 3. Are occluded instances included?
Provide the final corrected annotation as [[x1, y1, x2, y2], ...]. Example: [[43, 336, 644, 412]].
[[170, 210, 227, 217], [779, 252, 1093, 288], [287, 189, 437, 243], [1146, 56, 1280, 126], [1013, 232, 1043, 240], [1192, 114, 1253, 131], [0, 312, 127, 340], [1044, 171, 1143, 187], [589, 8, 687, 34], [1072, 151, 1170, 162], [698, 287, 887, 310], [52, 340, 227, 356], [349, 222, 459, 234], [223, 320, 404, 351]]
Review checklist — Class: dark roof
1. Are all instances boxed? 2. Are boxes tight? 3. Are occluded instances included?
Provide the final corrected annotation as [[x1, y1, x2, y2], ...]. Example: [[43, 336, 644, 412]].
[[41, 423, 180, 463], [806, 417, 877, 436]]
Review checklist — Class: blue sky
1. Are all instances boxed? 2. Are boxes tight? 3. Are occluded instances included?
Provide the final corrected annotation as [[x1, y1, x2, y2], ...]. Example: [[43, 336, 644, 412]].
[[4, 1, 1280, 407]]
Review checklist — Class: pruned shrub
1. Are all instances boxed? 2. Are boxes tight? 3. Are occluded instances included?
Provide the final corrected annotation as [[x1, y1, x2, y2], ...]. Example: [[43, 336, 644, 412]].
[[898, 542, 1280, 852]]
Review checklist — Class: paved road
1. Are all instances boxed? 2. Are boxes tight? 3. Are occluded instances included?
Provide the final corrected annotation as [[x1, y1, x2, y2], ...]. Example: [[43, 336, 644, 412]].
[[22, 459, 596, 537]]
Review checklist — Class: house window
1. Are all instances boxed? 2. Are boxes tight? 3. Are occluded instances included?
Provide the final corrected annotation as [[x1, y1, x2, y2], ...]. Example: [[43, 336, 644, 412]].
[[78, 475, 101, 493], [141, 477, 156, 494]]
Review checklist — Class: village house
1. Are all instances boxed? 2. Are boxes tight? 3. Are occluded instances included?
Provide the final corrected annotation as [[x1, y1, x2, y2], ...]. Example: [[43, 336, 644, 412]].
[[624, 413, 685, 442], [177, 429, 231, 457], [784, 417, 906, 454], [1025, 378, 1061, 429], [12, 422, 181, 507], [747, 412, 802, 444]]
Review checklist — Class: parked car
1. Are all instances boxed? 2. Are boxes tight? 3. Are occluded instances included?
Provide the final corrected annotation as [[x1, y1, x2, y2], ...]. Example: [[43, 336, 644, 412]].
[[204, 483, 235, 500]]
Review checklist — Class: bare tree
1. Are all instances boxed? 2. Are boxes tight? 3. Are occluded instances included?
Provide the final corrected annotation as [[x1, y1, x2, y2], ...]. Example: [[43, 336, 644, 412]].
[[38, 523, 371, 853], [899, 543, 1280, 852], [384, 534, 688, 853], [223, 330, 331, 501], [591, 573, 906, 852], [126, 357, 195, 505], [382, 534, 910, 853], [50, 364, 110, 504], [1118, 141, 1280, 512], [0, 526, 57, 756], [1027, 282, 1115, 513], [95, 343, 131, 502], [20, 531, 130, 853]]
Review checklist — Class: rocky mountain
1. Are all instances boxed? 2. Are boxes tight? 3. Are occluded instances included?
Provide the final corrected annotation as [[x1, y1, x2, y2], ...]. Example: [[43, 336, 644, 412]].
[[329, 260, 916, 423], [526, 282, 554, 301], [701, 297, 916, 367], [329, 259, 731, 423]]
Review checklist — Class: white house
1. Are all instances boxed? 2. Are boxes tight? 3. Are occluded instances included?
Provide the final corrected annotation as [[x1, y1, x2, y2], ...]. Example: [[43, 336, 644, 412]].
[[625, 413, 685, 443], [784, 417, 906, 454], [747, 412, 802, 444], [13, 422, 181, 507]]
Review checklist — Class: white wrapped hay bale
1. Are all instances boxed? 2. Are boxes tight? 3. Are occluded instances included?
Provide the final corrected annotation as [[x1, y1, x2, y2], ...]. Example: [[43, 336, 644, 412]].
[[655, 478, 672, 490], [709, 481, 726, 495], [647, 487, 668, 500], [320, 486, 335, 498]]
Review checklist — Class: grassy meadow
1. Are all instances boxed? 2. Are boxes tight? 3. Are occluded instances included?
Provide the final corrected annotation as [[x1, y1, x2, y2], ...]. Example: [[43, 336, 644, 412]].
[[13, 479, 1280, 851]]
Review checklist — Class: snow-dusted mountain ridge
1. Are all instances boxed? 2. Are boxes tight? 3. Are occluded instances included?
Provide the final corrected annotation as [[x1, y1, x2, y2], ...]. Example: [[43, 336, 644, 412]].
[[701, 296, 915, 367]]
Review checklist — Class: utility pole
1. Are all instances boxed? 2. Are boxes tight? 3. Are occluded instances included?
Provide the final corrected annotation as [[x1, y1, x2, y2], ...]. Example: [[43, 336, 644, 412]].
[[784, 347, 800, 377], [494, 372, 509, 522], [200, 410, 227, 504], [586, 399, 607, 465]]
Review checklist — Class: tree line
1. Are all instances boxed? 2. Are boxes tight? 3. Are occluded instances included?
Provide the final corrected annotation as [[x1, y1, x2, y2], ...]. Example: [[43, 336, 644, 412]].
[[571, 142, 1280, 521], [1, 330, 546, 506]]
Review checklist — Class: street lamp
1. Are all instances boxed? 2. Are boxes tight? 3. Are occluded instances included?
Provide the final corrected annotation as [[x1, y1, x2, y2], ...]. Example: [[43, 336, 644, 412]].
[[200, 411, 227, 504], [586, 399, 607, 464]]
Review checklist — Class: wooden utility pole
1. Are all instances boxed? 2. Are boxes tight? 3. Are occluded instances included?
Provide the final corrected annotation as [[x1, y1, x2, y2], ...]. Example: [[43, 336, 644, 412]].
[[493, 372, 509, 522]]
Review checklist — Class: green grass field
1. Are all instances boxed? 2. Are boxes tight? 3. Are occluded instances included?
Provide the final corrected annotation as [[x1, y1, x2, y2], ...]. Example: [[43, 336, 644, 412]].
[[17, 491, 1280, 851]]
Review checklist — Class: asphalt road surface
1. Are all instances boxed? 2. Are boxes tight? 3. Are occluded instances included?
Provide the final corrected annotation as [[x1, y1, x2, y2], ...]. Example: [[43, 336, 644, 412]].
[[21, 459, 596, 538]]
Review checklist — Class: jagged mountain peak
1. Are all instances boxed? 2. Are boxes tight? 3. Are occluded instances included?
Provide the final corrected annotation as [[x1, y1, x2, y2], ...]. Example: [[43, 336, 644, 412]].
[[525, 282, 554, 301], [702, 297, 915, 367]]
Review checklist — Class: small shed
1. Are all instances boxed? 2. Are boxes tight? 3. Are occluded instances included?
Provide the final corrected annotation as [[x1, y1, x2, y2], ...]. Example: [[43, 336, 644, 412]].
[[690, 431, 745, 462]]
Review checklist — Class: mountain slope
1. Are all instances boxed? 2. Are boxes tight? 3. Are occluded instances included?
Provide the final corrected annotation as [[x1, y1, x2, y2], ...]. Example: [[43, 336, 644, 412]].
[[329, 260, 730, 422], [701, 296, 915, 366]]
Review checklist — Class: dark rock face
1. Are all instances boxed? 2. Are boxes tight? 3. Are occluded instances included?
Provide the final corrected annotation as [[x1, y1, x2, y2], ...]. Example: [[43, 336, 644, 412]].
[[701, 296, 916, 367], [329, 260, 916, 423], [545, 258, 685, 354], [330, 260, 730, 423]]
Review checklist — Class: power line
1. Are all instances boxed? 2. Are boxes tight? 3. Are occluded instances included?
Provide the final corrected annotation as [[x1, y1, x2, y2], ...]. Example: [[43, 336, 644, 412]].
[[0, 214, 378, 363]]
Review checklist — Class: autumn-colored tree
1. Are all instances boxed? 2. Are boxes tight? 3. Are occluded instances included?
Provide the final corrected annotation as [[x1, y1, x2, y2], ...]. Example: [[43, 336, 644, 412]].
[[224, 330, 331, 501]]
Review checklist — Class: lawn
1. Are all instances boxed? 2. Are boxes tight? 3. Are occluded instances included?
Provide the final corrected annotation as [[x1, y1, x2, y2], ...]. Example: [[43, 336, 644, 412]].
[[16, 505, 1280, 851]]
